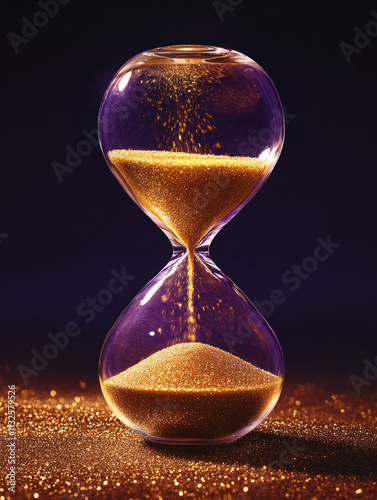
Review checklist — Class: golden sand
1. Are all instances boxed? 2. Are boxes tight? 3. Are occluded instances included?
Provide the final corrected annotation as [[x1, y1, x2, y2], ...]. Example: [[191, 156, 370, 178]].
[[108, 149, 268, 251], [103, 342, 282, 440]]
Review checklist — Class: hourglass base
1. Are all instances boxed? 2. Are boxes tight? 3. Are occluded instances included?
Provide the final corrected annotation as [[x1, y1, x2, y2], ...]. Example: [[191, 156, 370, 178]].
[[131, 427, 262, 446]]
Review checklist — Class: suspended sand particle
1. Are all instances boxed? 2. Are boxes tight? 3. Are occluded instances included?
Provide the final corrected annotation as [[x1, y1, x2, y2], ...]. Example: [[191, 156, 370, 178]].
[[139, 63, 261, 152], [103, 342, 282, 440]]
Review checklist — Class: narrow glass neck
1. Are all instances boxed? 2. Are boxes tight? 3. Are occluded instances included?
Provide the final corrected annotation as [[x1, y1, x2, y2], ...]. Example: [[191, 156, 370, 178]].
[[168, 225, 218, 260], [170, 240, 212, 260]]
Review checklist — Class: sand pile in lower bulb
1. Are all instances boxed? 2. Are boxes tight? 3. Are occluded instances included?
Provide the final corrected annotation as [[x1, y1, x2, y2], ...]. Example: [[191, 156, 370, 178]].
[[103, 342, 282, 441]]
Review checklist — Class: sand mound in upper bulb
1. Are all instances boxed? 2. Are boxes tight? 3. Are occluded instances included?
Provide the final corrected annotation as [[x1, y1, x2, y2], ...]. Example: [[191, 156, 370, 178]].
[[103, 342, 282, 440], [108, 149, 269, 250]]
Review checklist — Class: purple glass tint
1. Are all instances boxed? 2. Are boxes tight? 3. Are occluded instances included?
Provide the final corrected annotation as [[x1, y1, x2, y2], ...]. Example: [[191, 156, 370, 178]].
[[98, 45, 285, 249], [100, 250, 283, 380]]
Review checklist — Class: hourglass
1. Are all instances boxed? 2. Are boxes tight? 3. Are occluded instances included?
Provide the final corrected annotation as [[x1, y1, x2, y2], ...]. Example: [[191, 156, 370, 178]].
[[98, 45, 285, 444]]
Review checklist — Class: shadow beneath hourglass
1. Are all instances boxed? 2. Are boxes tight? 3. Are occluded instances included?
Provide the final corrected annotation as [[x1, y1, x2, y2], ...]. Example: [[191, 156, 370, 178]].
[[142, 428, 377, 477]]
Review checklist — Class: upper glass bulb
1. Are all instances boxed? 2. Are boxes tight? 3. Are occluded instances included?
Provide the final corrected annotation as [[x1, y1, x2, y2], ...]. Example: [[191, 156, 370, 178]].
[[98, 44, 284, 248]]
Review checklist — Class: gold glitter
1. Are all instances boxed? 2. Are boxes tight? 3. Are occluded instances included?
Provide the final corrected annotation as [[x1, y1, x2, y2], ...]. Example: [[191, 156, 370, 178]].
[[103, 343, 282, 441], [3, 375, 372, 500]]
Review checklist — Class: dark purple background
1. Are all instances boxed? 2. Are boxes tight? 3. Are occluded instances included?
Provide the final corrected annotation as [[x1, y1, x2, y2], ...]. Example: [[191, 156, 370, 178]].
[[1, 0, 376, 386]]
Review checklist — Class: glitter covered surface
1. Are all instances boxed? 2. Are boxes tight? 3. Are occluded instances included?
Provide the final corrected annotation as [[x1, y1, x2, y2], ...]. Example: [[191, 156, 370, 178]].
[[103, 343, 282, 441], [1, 376, 376, 499]]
